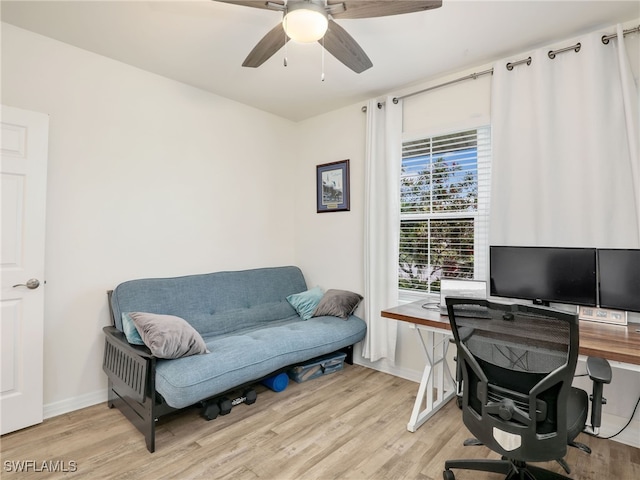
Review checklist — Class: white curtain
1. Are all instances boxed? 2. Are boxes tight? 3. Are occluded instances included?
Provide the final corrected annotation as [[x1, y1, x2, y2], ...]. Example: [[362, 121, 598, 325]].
[[490, 26, 640, 248], [616, 24, 640, 238], [363, 97, 402, 362]]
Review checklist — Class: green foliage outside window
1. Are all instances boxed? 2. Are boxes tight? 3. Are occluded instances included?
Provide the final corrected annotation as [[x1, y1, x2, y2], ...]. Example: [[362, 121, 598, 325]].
[[399, 130, 479, 294]]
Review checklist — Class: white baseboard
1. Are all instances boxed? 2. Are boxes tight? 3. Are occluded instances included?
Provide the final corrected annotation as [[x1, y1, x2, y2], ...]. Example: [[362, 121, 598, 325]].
[[354, 357, 422, 383], [44, 389, 108, 420]]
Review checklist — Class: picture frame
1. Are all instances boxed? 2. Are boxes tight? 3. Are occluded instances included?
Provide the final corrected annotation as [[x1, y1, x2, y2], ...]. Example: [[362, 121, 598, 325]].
[[316, 159, 350, 213]]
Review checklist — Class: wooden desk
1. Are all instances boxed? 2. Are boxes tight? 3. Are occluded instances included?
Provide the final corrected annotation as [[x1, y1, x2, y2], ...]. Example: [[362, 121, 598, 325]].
[[382, 300, 640, 432], [382, 301, 451, 331], [578, 320, 640, 366], [382, 300, 640, 366]]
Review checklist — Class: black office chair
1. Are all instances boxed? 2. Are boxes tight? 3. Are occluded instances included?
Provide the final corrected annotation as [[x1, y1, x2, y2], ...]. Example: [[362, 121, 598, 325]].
[[443, 297, 611, 480]]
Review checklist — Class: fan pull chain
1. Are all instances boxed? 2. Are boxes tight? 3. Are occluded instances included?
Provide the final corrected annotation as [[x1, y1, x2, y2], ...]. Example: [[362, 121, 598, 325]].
[[284, 41, 288, 67], [283, 14, 288, 67], [321, 36, 325, 81]]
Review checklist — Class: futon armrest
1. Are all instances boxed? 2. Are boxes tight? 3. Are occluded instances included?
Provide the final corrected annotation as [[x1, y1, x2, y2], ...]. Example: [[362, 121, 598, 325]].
[[103, 326, 154, 359], [586, 356, 612, 384], [103, 326, 155, 404]]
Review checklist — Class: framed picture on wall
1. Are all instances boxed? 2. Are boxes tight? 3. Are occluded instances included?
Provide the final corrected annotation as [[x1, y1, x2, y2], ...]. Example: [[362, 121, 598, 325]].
[[316, 160, 350, 213]]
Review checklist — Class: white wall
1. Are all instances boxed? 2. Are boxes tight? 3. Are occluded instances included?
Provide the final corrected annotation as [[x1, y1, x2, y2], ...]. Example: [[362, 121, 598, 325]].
[[2, 23, 297, 415], [292, 104, 366, 292], [291, 103, 372, 358], [294, 25, 640, 447]]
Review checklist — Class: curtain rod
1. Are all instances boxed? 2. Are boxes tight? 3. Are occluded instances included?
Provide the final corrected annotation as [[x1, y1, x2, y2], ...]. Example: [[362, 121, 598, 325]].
[[361, 69, 492, 112], [361, 102, 383, 113], [362, 24, 639, 111], [602, 24, 640, 44], [512, 24, 640, 67], [508, 41, 581, 68], [548, 42, 581, 59], [507, 56, 532, 71], [392, 68, 494, 103]]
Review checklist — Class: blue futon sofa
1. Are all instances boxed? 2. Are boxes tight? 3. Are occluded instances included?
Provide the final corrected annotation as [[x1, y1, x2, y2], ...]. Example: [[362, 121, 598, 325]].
[[102, 266, 367, 452]]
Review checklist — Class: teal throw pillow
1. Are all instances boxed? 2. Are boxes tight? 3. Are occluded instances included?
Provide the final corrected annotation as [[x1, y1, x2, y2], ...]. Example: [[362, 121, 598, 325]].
[[122, 312, 145, 345], [287, 286, 325, 320]]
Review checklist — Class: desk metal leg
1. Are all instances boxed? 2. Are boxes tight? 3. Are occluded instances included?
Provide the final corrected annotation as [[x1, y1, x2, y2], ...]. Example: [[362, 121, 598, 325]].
[[407, 325, 456, 432]]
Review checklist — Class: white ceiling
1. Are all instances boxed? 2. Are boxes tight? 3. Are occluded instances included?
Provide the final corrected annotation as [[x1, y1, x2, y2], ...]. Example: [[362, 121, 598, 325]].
[[2, 0, 639, 121]]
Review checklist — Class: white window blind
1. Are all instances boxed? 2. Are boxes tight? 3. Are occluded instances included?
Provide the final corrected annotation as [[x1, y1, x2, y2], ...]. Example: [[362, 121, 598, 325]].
[[399, 127, 491, 296]]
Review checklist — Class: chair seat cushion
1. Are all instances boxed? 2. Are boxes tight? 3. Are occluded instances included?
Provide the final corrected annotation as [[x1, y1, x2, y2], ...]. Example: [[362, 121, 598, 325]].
[[566, 387, 589, 442]]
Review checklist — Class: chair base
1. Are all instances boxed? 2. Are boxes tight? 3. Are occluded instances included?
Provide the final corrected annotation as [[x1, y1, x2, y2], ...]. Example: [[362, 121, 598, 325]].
[[569, 439, 592, 455], [443, 459, 572, 480]]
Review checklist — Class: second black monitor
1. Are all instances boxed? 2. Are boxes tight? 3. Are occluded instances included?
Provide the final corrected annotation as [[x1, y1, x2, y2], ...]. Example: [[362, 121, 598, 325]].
[[598, 249, 640, 313]]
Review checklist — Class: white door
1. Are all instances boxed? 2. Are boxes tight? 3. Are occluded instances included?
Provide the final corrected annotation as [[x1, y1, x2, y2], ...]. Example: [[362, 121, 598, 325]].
[[1, 105, 48, 434]]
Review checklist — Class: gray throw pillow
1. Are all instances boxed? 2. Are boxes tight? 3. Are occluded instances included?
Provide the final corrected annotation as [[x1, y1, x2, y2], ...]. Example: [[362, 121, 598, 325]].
[[312, 289, 363, 319], [129, 312, 209, 359]]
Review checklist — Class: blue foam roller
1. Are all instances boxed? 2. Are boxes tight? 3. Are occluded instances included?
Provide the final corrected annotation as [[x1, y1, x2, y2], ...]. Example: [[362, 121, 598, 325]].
[[261, 372, 289, 392]]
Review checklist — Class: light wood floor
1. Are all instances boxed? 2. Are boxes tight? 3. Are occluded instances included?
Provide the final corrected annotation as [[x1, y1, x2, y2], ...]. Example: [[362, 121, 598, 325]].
[[2, 365, 638, 480]]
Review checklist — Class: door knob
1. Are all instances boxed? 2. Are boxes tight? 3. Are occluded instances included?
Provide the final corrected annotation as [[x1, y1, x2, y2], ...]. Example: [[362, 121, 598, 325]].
[[13, 278, 40, 289]]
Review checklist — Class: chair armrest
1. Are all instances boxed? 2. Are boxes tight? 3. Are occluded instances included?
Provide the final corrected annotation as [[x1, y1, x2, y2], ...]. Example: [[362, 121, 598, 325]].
[[587, 357, 611, 383], [585, 356, 612, 432], [586, 356, 612, 384]]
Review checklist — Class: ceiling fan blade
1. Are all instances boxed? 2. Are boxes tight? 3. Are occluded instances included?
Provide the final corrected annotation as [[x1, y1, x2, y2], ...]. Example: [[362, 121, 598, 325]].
[[321, 19, 372, 74], [330, 1, 442, 20], [213, 1, 284, 12], [242, 22, 289, 68]]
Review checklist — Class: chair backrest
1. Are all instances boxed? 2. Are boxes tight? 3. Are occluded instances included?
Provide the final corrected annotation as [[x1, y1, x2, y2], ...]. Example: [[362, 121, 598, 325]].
[[445, 297, 579, 463]]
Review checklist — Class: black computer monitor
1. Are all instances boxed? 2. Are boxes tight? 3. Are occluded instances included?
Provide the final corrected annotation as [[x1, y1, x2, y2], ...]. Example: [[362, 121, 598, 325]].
[[598, 249, 640, 313], [490, 246, 597, 306]]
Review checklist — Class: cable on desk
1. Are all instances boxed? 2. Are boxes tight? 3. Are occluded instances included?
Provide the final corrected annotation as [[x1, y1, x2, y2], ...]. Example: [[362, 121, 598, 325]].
[[422, 302, 440, 311]]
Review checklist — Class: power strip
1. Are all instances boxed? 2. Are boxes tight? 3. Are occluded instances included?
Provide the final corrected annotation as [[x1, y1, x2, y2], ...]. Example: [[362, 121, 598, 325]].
[[578, 306, 627, 325]]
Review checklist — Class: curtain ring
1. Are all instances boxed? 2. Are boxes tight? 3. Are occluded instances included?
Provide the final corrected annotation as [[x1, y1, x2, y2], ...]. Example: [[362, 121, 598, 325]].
[[506, 57, 532, 71], [548, 43, 581, 59]]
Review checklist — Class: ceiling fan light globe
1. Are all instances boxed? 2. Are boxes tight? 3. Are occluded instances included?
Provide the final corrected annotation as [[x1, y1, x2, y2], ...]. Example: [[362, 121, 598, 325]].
[[283, 8, 328, 43]]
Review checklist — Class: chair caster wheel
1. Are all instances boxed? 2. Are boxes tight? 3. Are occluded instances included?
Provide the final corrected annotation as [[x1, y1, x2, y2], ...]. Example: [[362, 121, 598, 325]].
[[443, 469, 455, 480]]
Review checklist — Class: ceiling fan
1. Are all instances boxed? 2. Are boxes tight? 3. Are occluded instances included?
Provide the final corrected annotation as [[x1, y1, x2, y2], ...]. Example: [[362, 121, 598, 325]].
[[214, 1, 443, 73]]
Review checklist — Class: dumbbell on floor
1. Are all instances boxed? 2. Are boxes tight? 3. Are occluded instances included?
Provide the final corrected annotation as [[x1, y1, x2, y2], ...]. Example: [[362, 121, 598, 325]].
[[202, 388, 257, 420], [202, 401, 220, 421]]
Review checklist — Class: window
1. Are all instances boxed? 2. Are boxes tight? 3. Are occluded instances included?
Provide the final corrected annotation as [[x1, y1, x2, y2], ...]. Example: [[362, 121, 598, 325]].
[[399, 127, 491, 298]]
